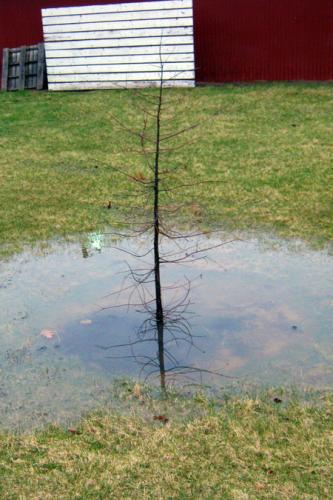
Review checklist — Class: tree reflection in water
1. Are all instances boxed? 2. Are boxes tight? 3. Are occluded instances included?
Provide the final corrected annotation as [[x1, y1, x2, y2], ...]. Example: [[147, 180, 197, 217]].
[[95, 231, 235, 391]]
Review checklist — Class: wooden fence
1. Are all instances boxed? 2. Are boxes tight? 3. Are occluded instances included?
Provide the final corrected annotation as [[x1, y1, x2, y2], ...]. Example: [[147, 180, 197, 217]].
[[42, 0, 195, 91], [1, 43, 46, 91]]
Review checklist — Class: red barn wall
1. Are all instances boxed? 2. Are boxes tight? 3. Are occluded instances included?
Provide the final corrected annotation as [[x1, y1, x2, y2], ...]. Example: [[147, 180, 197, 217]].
[[194, 0, 333, 82], [0, 0, 333, 83]]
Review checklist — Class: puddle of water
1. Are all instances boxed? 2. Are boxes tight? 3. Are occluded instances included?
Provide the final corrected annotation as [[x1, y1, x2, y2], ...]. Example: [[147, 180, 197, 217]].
[[0, 232, 333, 430]]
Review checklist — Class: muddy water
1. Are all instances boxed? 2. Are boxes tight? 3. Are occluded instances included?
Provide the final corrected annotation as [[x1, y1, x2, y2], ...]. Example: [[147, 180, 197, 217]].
[[0, 232, 332, 429]]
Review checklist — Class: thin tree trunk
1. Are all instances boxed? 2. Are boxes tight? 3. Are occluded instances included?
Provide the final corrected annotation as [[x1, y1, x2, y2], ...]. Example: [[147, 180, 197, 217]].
[[154, 72, 166, 391]]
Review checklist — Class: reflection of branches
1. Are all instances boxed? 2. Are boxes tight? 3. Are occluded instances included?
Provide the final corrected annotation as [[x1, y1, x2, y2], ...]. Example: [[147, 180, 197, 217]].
[[95, 234, 235, 389]]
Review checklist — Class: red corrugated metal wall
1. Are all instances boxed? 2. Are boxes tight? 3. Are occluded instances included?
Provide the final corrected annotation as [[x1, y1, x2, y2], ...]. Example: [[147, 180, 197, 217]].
[[1, 0, 333, 83], [193, 0, 333, 82]]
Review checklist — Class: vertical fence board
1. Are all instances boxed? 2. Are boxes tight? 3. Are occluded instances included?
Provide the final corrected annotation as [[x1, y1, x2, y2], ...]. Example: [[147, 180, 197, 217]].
[[1, 48, 9, 90], [37, 43, 45, 90], [18, 46, 26, 90]]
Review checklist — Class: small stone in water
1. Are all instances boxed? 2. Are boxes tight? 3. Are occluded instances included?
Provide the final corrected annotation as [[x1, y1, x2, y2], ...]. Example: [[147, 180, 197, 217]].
[[40, 329, 56, 339], [80, 319, 92, 325]]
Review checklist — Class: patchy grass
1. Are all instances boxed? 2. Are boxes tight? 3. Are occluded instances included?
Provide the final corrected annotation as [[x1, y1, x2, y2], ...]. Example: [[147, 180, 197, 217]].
[[1, 86, 332, 496], [0, 83, 332, 258], [0, 393, 332, 498]]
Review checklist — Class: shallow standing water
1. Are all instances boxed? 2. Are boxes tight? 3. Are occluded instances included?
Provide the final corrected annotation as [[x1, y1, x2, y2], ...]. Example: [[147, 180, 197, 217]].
[[0, 231, 333, 429]]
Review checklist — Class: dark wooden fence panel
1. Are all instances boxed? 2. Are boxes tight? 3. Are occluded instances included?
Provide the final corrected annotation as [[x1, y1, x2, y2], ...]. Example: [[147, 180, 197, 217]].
[[1, 43, 46, 90]]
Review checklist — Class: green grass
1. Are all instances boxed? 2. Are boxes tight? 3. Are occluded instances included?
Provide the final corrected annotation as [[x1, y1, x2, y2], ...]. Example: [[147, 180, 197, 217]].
[[1, 84, 333, 497], [0, 393, 332, 498], [0, 83, 332, 258]]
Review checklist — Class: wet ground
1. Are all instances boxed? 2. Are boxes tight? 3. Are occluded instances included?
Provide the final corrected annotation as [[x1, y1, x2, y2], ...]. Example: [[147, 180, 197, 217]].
[[0, 231, 332, 429]]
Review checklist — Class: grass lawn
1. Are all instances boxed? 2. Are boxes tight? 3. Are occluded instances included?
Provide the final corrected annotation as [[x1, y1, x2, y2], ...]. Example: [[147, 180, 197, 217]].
[[0, 393, 332, 498], [0, 83, 332, 258], [1, 84, 332, 497]]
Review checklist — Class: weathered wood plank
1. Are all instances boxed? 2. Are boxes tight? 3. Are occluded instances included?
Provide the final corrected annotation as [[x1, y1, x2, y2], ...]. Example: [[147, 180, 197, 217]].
[[8, 64, 19, 78], [46, 53, 194, 67], [45, 35, 194, 51], [37, 43, 45, 90], [49, 79, 195, 91], [44, 26, 193, 42], [43, 0, 192, 17], [43, 8, 192, 26], [1, 48, 9, 90], [48, 70, 195, 83], [47, 62, 194, 75], [45, 45, 194, 58], [18, 46, 27, 91], [44, 17, 193, 34]]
